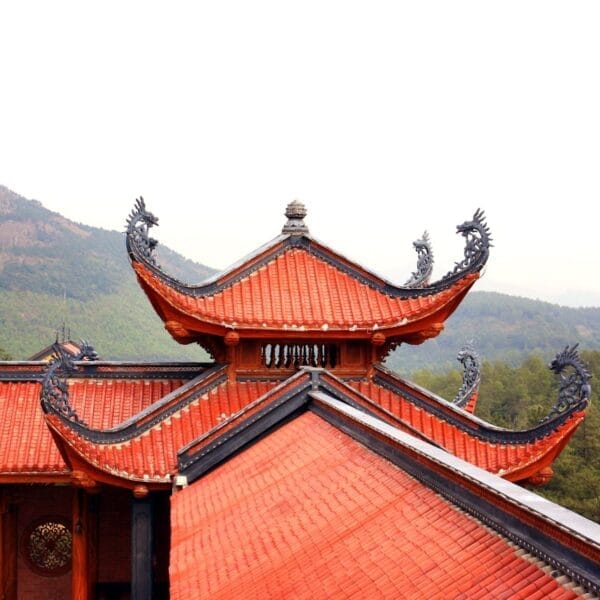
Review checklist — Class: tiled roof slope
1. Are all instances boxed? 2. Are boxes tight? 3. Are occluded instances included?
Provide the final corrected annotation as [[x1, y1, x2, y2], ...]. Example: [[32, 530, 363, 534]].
[[133, 247, 478, 333], [170, 412, 584, 599], [45, 379, 281, 482], [0, 381, 65, 475], [42, 365, 585, 485], [343, 374, 585, 481], [0, 376, 188, 476]]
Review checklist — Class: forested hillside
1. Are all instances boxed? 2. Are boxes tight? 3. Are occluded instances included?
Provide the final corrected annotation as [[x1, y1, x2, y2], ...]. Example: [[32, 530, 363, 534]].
[[411, 350, 600, 522], [1, 184, 599, 368], [387, 292, 600, 374], [0, 186, 216, 359], [1, 185, 599, 521]]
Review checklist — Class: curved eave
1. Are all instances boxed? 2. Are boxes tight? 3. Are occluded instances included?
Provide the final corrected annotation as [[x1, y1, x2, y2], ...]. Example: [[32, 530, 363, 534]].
[[132, 256, 480, 342], [129, 231, 489, 301], [40, 371, 290, 486], [44, 413, 172, 488], [500, 410, 586, 482], [343, 369, 590, 480], [373, 365, 590, 443]]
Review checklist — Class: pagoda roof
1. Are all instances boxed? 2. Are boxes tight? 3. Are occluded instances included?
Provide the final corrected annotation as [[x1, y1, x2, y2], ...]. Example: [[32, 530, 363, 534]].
[[0, 362, 203, 480], [126, 199, 491, 341], [28, 339, 88, 362], [170, 399, 600, 598], [38, 350, 589, 487]]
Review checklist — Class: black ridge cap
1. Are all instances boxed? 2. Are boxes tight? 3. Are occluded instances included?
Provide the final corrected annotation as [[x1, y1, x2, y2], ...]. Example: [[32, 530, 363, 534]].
[[0, 361, 211, 381], [175, 365, 447, 483], [310, 392, 600, 593], [374, 363, 503, 429], [177, 368, 313, 460], [177, 373, 314, 481], [43, 364, 228, 444], [128, 214, 490, 301], [373, 364, 587, 445], [317, 371, 445, 449], [175, 361, 586, 486]]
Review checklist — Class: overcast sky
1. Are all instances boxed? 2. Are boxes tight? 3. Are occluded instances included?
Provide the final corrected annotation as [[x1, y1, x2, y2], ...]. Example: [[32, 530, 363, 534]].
[[1, 2, 598, 306]]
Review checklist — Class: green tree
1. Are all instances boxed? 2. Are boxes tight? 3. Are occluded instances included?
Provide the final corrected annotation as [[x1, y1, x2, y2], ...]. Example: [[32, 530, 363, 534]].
[[411, 350, 600, 523]]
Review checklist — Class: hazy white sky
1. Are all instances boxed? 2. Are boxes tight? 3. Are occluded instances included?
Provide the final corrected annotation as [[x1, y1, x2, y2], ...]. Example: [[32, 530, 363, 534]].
[[1, 2, 598, 306]]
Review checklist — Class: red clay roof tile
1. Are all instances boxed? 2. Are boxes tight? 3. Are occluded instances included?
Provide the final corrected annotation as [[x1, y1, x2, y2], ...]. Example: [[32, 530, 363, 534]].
[[47, 380, 280, 481], [349, 379, 585, 479], [134, 248, 478, 332], [169, 412, 579, 599], [0, 377, 187, 475]]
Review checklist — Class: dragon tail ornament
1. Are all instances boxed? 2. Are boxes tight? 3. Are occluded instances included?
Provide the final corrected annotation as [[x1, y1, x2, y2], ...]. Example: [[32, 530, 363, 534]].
[[404, 231, 434, 288], [40, 340, 98, 425], [126, 196, 160, 265], [541, 344, 592, 422], [453, 343, 481, 410]]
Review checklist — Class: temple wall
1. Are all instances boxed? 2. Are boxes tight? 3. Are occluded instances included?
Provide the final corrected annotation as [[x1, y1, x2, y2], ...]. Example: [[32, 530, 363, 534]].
[[14, 486, 72, 600], [97, 487, 131, 585]]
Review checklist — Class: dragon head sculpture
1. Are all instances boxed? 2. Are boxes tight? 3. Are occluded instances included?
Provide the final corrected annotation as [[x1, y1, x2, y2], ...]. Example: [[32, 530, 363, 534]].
[[126, 197, 160, 265]]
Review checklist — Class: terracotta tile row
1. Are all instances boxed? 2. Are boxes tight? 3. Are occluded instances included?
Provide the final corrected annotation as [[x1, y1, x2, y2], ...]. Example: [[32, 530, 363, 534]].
[[0, 377, 187, 473], [169, 413, 579, 599], [350, 380, 584, 478], [136, 249, 476, 330], [50, 380, 279, 480], [0, 381, 65, 472], [70, 378, 188, 429]]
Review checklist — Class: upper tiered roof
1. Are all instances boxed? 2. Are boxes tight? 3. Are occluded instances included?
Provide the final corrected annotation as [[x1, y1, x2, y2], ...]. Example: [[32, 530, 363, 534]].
[[126, 199, 491, 346]]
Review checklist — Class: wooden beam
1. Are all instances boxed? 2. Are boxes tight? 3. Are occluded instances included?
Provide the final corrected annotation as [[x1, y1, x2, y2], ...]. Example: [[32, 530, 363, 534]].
[[0, 490, 18, 600], [89, 494, 99, 598], [131, 494, 153, 600], [72, 489, 90, 600]]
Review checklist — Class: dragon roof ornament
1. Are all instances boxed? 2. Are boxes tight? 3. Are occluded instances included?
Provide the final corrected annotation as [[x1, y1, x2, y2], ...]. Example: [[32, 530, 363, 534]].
[[125, 200, 492, 300], [541, 344, 592, 422], [453, 343, 481, 408], [126, 197, 159, 266], [40, 340, 98, 425], [445, 209, 492, 279], [404, 231, 434, 288]]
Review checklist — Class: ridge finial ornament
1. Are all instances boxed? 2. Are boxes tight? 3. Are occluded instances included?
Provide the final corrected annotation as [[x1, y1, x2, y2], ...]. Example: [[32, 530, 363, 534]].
[[282, 199, 309, 235], [453, 342, 481, 408], [404, 231, 434, 288], [40, 341, 91, 425], [541, 344, 592, 422], [126, 197, 160, 265]]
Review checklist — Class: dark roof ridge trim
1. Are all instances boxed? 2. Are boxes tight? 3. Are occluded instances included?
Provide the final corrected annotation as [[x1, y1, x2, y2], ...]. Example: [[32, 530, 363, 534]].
[[42, 364, 228, 444], [177, 373, 315, 479], [373, 365, 587, 445], [311, 394, 600, 594], [317, 372, 445, 448], [177, 369, 313, 463], [176, 366, 441, 479], [0, 361, 211, 381], [177, 365, 452, 481], [128, 212, 490, 300]]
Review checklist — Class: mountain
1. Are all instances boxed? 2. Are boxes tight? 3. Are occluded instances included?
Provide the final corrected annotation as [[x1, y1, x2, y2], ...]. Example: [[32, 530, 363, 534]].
[[386, 291, 600, 374], [0, 186, 216, 360], [1, 185, 599, 368]]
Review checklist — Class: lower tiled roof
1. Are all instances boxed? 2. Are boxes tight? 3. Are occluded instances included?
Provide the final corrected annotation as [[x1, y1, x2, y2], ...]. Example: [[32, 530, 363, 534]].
[[0, 378, 188, 475], [47, 380, 280, 481], [0, 381, 65, 474], [170, 412, 581, 599], [347, 378, 584, 480]]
